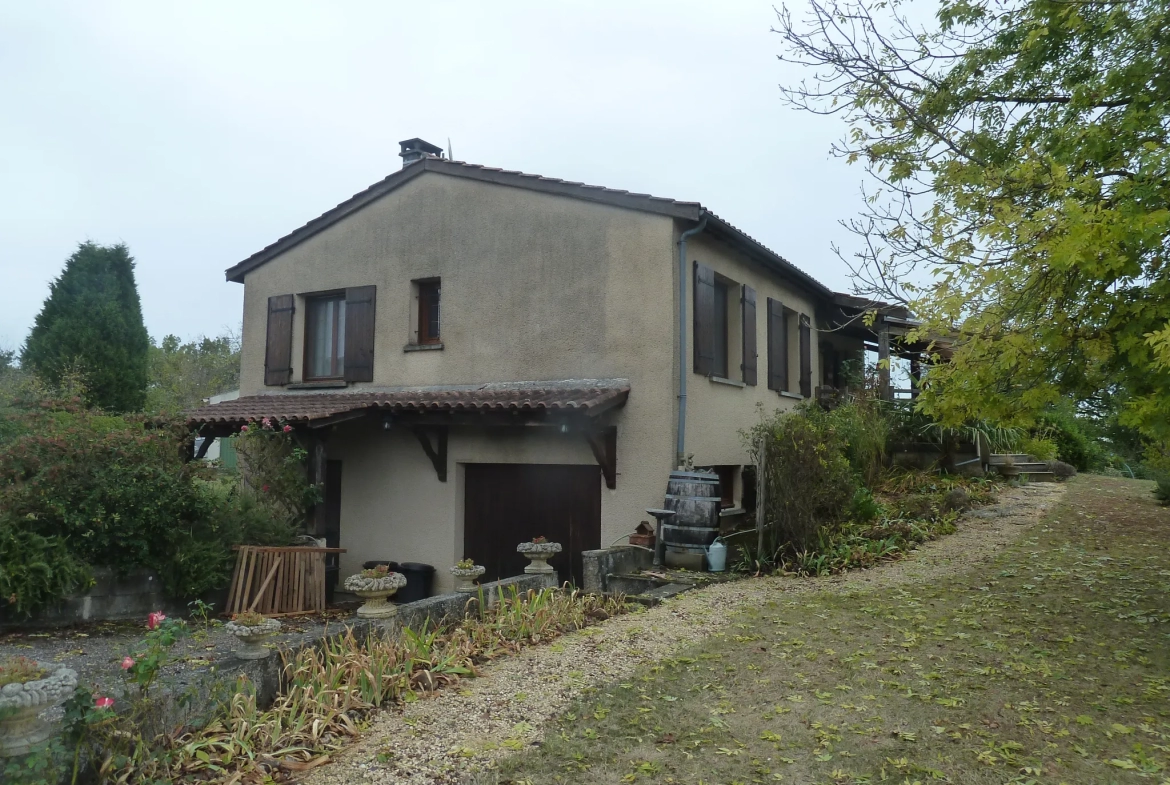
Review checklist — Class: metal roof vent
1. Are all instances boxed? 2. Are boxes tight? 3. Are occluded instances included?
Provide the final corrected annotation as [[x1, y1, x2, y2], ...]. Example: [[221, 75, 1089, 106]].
[[399, 138, 445, 168]]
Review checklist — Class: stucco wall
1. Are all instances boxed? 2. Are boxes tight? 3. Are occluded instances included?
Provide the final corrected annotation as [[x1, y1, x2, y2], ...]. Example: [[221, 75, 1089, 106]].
[[238, 172, 681, 587], [678, 232, 824, 470], [326, 422, 614, 592], [240, 172, 677, 394]]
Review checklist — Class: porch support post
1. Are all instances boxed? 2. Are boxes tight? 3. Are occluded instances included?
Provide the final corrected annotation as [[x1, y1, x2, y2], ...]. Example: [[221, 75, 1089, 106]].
[[307, 431, 329, 537], [584, 426, 617, 489], [909, 356, 922, 399], [877, 319, 892, 401]]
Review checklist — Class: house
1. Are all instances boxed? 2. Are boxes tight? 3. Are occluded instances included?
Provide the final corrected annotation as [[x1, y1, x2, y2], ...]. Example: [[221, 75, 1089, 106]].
[[188, 138, 901, 592]]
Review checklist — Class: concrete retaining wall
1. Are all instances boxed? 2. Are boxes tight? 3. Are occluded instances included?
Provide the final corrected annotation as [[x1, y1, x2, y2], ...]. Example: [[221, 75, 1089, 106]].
[[581, 546, 653, 594], [6, 569, 168, 630]]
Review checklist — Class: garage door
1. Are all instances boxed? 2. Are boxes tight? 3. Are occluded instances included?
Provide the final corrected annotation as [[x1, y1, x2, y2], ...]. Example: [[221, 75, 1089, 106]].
[[464, 464, 601, 587]]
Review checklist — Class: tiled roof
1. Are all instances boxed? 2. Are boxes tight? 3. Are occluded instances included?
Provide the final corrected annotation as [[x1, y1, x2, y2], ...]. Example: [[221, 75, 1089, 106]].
[[188, 379, 630, 427], [223, 157, 832, 298]]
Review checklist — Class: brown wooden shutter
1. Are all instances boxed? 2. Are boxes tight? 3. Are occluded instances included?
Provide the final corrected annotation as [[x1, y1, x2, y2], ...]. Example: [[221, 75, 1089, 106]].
[[263, 294, 294, 386], [693, 261, 715, 375], [766, 298, 787, 392], [344, 285, 376, 382], [741, 285, 757, 386], [799, 314, 812, 398]]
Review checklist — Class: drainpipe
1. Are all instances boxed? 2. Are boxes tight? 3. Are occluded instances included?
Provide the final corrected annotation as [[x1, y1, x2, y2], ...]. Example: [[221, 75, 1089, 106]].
[[676, 215, 708, 467]]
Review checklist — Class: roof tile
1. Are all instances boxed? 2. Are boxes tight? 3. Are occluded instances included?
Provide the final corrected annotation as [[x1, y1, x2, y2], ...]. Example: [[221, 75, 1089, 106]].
[[188, 379, 630, 427]]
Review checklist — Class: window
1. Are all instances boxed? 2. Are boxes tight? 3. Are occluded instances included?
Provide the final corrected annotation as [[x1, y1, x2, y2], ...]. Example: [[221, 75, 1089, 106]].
[[305, 294, 346, 379], [417, 280, 441, 344], [712, 280, 729, 378]]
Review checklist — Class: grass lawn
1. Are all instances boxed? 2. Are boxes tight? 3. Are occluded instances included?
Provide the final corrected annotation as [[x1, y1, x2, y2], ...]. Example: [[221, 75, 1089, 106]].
[[495, 476, 1170, 785]]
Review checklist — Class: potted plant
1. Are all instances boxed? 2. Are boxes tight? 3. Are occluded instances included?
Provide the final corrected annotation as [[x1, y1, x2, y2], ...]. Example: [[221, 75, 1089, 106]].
[[450, 558, 486, 593], [343, 564, 407, 618], [0, 657, 78, 757], [516, 536, 561, 575], [224, 611, 282, 660]]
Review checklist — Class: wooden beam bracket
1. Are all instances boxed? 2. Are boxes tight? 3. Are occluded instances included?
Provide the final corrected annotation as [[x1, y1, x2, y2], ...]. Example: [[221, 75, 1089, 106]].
[[412, 426, 448, 482], [584, 426, 617, 489]]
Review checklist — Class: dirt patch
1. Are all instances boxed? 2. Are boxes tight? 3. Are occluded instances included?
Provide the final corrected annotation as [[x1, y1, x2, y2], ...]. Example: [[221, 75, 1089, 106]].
[[303, 481, 1063, 785]]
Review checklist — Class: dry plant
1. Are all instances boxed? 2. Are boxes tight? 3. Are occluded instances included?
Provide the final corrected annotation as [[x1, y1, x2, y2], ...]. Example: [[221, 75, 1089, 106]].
[[91, 587, 626, 784]]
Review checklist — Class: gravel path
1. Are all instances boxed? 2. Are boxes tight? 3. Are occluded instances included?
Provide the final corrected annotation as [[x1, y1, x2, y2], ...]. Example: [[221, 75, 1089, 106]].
[[304, 481, 1065, 785]]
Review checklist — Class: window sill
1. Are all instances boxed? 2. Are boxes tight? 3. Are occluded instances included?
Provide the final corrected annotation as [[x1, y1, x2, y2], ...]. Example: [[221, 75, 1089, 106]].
[[709, 376, 745, 388], [288, 380, 348, 390], [404, 342, 444, 352], [779, 391, 803, 400], [719, 507, 746, 518]]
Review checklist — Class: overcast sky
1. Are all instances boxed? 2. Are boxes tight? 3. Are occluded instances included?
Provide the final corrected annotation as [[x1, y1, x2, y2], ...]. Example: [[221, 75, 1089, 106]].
[[0, 0, 867, 352]]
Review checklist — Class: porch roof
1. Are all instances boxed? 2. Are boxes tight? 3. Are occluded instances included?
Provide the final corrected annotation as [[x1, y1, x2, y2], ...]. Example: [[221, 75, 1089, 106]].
[[187, 379, 631, 429]]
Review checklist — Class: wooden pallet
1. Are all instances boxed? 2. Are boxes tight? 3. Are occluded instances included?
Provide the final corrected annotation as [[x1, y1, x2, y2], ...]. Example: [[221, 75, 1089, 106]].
[[225, 546, 346, 617]]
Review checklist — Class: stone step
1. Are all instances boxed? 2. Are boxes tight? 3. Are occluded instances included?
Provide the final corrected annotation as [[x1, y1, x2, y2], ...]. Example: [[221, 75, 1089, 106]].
[[605, 572, 669, 596], [1013, 462, 1050, 473], [628, 583, 693, 607], [989, 453, 1036, 465]]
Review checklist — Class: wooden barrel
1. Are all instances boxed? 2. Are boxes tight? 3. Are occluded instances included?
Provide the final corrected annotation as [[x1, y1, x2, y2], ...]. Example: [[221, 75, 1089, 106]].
[[662, 470, 721, 553]]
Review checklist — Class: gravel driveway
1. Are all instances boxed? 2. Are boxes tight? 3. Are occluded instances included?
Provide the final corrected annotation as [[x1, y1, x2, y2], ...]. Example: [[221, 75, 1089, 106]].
[[303, 481, 1064, 785]]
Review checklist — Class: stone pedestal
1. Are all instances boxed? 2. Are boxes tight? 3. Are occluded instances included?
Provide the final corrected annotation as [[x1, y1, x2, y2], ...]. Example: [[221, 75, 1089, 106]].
[[355, 590, 399, 619]]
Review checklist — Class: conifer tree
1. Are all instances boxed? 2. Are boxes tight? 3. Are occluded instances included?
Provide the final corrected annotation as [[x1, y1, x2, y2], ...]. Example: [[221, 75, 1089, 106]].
[[23, 242, 150, 412]]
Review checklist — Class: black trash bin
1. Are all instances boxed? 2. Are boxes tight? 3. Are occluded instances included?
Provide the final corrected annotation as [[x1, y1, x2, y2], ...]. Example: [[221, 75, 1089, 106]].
[[395, 562, 435, 604], [325, 563, 340, 605]]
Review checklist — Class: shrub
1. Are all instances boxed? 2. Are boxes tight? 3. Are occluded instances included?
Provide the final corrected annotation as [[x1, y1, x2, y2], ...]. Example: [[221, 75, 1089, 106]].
[[820, 398, 890, 487], [1038, 409, 1106, 471], [1019, 436, 1058, 461], [0, 390, 298, 617], [744, 403, 858, 559], [850, 486, 883, 523], [1154, 474, 1170, 506], [1048, 460, 1077, 479], [0, 526, 92, 617]]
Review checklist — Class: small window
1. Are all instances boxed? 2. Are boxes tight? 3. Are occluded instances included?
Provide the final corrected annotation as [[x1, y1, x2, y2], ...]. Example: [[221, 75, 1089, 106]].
[[712, 280, 729, 378], [305, 294, 346, 379], [417, 280, 441, 344]]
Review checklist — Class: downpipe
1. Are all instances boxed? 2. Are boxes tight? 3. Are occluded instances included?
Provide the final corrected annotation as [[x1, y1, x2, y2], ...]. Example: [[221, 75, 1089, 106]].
[[676, 216, 707, 467]]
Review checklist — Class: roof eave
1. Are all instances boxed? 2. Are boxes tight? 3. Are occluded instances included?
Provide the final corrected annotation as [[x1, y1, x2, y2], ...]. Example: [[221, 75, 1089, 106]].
[[701, 212, 834, 300]]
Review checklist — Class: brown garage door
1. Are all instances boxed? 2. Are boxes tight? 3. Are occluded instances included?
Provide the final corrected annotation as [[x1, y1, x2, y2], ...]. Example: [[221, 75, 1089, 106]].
[[464, 464, 601, 587]]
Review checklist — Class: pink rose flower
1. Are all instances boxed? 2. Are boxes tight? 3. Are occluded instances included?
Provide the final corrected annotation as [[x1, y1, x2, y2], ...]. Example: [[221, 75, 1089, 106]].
[[94, 696, 114, 710], [147, 611, 166, 630], [282, 424, 292, 433], [261, 484, 270, 492], [240, 425, 249, 433], [261, 417, 272, 429], [120, 656, 135, 670]]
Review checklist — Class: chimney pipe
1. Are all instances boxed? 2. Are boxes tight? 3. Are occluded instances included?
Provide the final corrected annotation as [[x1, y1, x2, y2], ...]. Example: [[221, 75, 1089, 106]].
[[398, 138, 445, 168]]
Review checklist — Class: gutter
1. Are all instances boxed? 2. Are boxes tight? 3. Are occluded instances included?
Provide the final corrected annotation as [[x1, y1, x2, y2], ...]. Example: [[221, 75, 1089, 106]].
[[676, 215, 708, 466]]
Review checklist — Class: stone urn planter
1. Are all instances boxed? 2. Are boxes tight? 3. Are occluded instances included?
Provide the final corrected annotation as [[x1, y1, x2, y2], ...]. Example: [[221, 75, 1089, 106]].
[[344, 569, 407, 618], [517, 539, 561, 575], [0, 660, 78, 757], [224, 615, 282, 660], [450, 563, 486, 593]]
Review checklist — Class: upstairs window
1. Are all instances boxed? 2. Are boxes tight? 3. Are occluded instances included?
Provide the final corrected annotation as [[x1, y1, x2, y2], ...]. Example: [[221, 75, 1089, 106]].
[[712, 280, 729, 378], [417, 279, 441, 345], [305, 294, 346, 379]]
